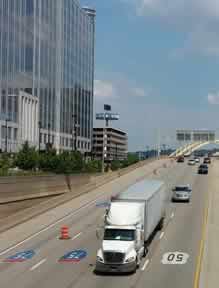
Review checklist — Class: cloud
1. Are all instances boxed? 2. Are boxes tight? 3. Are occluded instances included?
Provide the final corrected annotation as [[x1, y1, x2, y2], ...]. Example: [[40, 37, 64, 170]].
[[122, 0, 219, 56], [94, 80, 114, 99], [208, 92, 219, 104], [132, 87, 146, 97], [94, 78, 147, 101]]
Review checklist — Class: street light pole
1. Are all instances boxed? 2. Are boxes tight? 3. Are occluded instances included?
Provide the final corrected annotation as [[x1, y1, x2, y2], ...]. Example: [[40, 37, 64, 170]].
[[5, 119, 9, 153], [38, 121, 41, 152], [72, 114, 78, 152], [48, 123, 51, 145]]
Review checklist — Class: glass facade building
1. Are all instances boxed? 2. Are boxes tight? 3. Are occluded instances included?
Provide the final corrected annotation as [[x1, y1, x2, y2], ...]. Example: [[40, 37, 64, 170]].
[[0, 0, 95, 152]]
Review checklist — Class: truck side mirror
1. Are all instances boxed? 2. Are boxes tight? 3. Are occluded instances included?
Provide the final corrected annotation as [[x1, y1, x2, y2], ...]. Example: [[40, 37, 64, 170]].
[[96, 227, 104, 240]]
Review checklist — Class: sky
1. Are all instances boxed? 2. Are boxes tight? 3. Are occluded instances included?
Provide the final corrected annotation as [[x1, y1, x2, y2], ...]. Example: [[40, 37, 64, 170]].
[[82, 0, 219, 151]]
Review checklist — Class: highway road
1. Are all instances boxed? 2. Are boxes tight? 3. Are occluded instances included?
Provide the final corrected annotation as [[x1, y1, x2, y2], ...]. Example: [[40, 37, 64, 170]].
[[0, 159, 211, 288]]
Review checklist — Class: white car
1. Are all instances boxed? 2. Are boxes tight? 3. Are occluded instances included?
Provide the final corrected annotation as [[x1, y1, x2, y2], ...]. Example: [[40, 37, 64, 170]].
[[194, 158, 200, 163], [188, 159, 196, 165], [172, 185, 192, 203]]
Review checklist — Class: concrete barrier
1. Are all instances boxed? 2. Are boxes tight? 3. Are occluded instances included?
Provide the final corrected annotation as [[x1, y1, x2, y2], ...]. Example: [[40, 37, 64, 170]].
[[0, 157, 170, 233], [0, 157, 163, 204]]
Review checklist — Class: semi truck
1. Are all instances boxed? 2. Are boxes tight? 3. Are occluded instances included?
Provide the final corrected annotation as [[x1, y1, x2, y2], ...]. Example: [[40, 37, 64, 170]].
[[95, 179, 166, 273]]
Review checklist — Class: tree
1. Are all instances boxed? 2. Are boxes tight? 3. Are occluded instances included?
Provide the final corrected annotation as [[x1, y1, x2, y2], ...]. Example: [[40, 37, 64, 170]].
[[111, 160, 121, 171], [0, 153, 11, 175], [84, 160, 102, 173], [15, 141, 38, 170], [121, 153, 139, 168]]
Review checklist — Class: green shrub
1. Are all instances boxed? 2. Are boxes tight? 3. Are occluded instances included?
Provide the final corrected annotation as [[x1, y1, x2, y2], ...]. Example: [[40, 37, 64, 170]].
[[111, 160, 121, 171], [14, 142, 38, 170], [84, 160, 102, 173]]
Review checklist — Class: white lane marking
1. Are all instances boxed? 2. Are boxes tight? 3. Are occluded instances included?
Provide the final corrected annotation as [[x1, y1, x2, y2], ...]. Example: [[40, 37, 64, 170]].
[[171, 212, 174, 218], [141, 259, 150, 271], [0, 195, 107, 257], [72, 232, 82, 240], [159, 232, 164, 240], [30, 258, 47, 271]]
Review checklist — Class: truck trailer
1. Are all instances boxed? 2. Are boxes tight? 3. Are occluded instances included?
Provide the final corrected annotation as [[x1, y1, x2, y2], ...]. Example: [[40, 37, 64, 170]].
[[95, 179, 166, 273]]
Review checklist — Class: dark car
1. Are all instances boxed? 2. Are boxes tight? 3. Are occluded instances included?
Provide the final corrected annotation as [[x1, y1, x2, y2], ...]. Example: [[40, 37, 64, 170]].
[[177, 156, 184, 163], [203, 157, 211, 164], [198, 164, 208, 174]]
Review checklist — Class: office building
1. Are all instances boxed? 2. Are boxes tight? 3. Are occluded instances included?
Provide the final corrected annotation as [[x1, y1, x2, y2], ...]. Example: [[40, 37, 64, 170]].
[[0, 0, 95, 153], [92, 127, 128, 162]]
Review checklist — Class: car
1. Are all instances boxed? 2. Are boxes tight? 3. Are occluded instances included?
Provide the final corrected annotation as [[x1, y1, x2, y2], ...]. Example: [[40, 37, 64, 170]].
[[198, 164, 208, 174], [171, 185, 191, 202], [203, 157, 211, 164], [184, 152, 191, 157], [194, 157, 200, 163], [188, 159, 196, 165], [177, 156, 184, 163]]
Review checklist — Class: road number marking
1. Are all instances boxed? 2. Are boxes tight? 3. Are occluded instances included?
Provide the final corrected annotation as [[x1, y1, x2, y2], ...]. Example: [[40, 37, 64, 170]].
[[162, 252, 189, 264]]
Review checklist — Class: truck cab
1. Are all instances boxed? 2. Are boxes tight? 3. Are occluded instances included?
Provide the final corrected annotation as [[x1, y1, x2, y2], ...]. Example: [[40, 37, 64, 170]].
[[96, 225, 144, 273]]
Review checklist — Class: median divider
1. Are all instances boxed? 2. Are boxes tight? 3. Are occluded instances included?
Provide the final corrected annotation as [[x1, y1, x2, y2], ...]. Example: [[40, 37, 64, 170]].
[[0, 157, 170, 233]]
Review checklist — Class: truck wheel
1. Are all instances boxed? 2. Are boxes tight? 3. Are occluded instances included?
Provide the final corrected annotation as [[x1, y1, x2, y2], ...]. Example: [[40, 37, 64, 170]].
[[133, 260, 138, 273], [143, 247, 148, 257]]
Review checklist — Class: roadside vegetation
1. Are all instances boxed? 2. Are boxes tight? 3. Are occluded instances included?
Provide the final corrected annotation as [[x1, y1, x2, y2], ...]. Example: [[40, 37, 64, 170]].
[[0, 142, 141, 176]]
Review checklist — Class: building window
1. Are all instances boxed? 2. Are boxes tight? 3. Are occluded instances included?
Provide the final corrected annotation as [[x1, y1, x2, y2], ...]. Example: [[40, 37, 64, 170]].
[[66, 138, 68, 147], [78, 140, 80, 148], [44, 134, 47, 144]]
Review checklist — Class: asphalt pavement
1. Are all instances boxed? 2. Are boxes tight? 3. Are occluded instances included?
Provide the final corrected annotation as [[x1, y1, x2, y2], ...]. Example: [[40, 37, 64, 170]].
[[0, 159, 211, 288]]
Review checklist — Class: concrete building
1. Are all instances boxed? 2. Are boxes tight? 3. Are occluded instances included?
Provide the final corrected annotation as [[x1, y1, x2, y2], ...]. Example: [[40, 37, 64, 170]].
[[92, 127, 128, 162], [0, 0, 95, 153]]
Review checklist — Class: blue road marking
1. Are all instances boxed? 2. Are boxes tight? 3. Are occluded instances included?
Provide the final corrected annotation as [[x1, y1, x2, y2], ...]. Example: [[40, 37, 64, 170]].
[[4, 250, 35, 262], [59, 250, 87, 262]]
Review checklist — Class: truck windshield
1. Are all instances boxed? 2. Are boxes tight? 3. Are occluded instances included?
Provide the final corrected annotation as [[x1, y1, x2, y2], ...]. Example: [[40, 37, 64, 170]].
[[175, 186, 189, 191], [104, 229, 135, 241]]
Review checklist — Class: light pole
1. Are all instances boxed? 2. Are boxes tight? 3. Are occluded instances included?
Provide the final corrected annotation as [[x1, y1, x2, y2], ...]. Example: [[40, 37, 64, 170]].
[[48, 123, 51, 145], [96, 105, 119, 173], [72, 114, 79, 152], [38, 121, 41, 152], [5, 119, 9, 153]]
